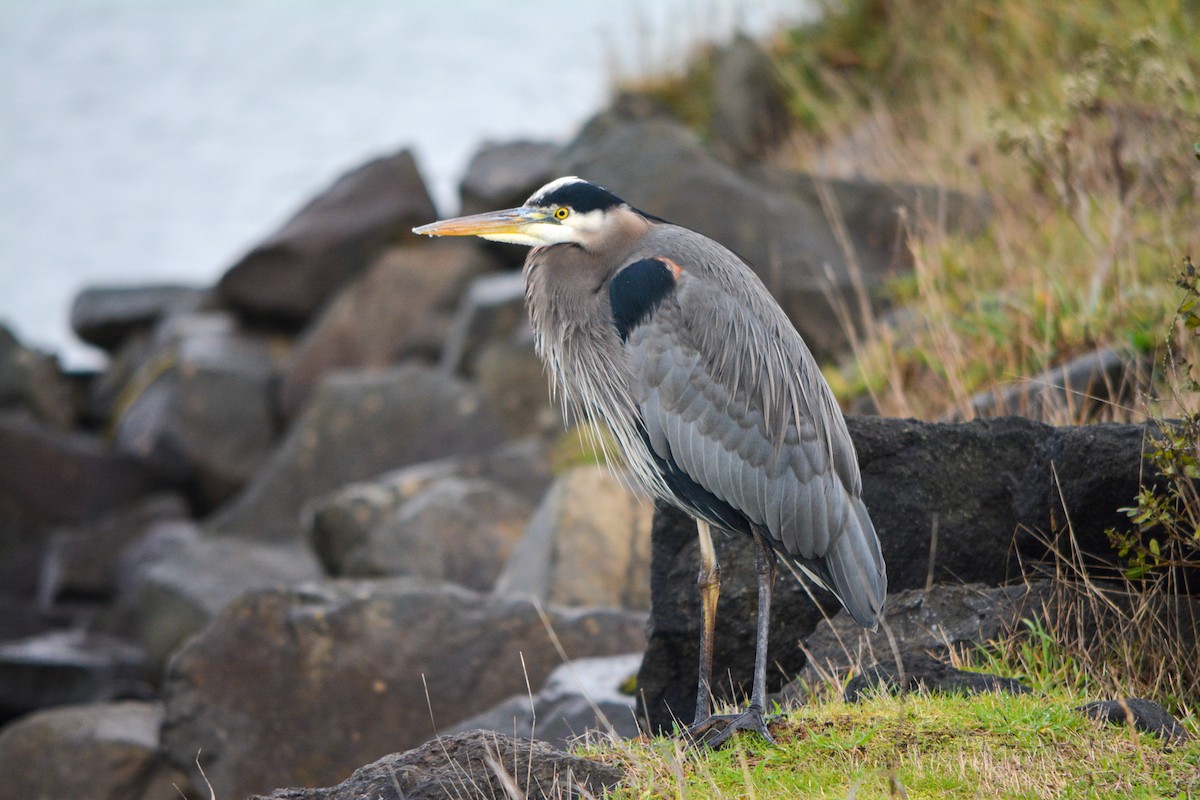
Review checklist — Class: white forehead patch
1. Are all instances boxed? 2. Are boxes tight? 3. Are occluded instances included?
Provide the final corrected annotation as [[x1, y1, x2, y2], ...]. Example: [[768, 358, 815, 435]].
[[525, 176, 586, 206]]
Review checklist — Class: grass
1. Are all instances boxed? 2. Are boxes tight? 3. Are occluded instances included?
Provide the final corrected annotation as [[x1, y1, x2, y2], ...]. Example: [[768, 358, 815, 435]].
[[582, 688, 1200, 799], [624, 0, 1200, 423]]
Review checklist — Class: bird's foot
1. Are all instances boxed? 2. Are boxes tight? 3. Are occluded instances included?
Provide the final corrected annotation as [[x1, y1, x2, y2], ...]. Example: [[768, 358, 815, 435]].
[[682, 705, 775, 749]]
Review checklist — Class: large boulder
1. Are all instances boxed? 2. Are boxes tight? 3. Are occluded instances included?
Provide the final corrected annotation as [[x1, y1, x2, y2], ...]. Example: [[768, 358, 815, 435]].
[[314, 475, 532, 590], [637, 416, 1161, 733], [0, 413, 160, 562], [69, 284, 207, 352], [160, 578, 647, 799], [494, 466, 654, 610], [440, 271, 528, 375], [218, 150, 437, 324], [207, 364, 506, 541], [38, 492, 189, 606], [279, 240, 498, 417], [0, 323, 77, 429], [109, 310, 286, 507], [0, 701, 191, 800], [556, 113, 987, 359], [119, 521, 322, 672], [247, 730, 623, 800], [710, 34, 790, 162]]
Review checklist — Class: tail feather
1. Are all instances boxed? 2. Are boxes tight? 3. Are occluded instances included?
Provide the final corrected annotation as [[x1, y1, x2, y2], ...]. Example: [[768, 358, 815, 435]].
[[824, 496, 886, 629]]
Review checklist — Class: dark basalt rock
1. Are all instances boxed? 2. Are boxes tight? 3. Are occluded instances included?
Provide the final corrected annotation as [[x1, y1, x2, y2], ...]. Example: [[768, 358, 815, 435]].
[[1077, 698, 1192, 743]]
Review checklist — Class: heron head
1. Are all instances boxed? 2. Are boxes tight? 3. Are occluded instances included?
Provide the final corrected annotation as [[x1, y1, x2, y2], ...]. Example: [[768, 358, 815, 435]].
[[413, 176, 629, 248]]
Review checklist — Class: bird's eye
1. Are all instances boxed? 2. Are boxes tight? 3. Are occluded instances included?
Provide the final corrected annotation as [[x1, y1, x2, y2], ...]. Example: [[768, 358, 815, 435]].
[[554, 207, 569, 220]]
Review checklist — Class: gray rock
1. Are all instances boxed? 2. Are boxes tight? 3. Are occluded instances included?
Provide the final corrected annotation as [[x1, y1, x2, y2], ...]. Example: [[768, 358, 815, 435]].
[[446, 653, 643, 749], [208, 364, 506, 541], [0, 323, 77, 429], [494, 466, 654, 610], [0, 413, 160, 562], [0, 630, 147, 721], [160, 578, 646, 799], [440, 270, 529, 376], [120, 521, 322, 671], [69, 283, 207, 351], [218, 150, 438, 324], [246, 730, 623, 800], [710, 33, 790, 162], [321, 475, 533, 590], [788, 583, 1051, 697], [279, 240, 498, 417], [109, 310, 285, 507], [0, 701, 192, 800], [473, 339, 561, 439], [840, 650, 1032, 702], [556, 114, 987, 359], [459, 140, 560, 216], [959, 347, 1147, 423], [637, 416, 1162, 733], [38, 492, 189, 606], [1077, 698, 1191, 743]]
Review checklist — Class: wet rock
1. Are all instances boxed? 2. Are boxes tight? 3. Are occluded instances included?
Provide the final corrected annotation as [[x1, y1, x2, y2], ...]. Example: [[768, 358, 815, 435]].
[[446, 652, 644, 749], [120, 521, 322, 671], [218, 149, 437, 324], [440, 270, 529, 376], [247, 730, 623, 800], [160, 578, 646, 799], [279, 239, 496, 417], [710, 33, 790, 162], [208, 364, 507, 541], [1077, 698, 1191, 743], [840, 650, 1032, 702], [316, 475, 532, 590], [0, 323, 77, 429], [38, 492, 189, 606], [494, 466, 654, 610], [0, 701, 191, 800], [70, 284, 207, 351], [0, 413, 160, 561], [0, 630, 147, 722]]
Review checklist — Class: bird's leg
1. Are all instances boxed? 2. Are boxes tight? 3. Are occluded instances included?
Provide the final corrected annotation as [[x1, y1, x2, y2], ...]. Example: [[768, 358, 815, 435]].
[[686, 528, 777, 749], [692, 518, 720, 725]]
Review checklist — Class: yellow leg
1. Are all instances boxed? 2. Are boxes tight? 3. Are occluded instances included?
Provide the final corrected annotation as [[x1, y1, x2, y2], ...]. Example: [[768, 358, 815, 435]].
[[693, 518, 720, 724]]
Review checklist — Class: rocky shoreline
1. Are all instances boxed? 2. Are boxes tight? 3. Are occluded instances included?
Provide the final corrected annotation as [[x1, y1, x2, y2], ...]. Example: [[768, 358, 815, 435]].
[[0, 38, 1188, 800]]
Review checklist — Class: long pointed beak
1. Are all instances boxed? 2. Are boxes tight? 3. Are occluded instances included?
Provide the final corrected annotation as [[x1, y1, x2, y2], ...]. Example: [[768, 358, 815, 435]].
[[413, 207, 549, 238]]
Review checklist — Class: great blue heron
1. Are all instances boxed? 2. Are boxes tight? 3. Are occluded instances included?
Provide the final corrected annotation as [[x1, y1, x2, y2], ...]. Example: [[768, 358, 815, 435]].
[[415, 176, 886, 747]]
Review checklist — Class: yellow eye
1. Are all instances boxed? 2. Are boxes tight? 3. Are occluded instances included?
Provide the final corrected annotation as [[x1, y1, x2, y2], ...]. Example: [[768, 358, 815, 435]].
[[554, 207, 569, 220]]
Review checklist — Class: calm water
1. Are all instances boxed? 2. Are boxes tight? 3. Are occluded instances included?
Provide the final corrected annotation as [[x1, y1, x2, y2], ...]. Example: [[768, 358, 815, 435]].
[[0, 0, 809, 367]]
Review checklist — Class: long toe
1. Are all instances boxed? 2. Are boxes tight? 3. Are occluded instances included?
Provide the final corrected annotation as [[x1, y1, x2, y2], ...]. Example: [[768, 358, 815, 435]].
[[683, 707, 776, 749]]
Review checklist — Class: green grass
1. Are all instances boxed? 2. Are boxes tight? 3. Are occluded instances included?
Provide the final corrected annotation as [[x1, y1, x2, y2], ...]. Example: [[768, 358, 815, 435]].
[[585, 689, 1200, 799]]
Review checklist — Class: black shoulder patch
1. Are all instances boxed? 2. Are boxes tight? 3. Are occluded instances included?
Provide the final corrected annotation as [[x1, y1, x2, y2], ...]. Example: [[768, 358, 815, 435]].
[[609, 258, 678, 342], [536, 180, 625, 214]]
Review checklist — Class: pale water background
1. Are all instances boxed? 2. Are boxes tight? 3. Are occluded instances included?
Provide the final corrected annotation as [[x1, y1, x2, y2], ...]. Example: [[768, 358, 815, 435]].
[[0, 0, 810, 368]]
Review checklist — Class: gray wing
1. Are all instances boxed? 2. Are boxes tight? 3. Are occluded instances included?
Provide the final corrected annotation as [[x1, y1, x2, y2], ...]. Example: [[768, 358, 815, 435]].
[[625, 266, 886, 628]]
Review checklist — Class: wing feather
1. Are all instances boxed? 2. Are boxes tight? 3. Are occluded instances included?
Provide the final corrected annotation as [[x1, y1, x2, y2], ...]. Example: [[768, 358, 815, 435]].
[[619, 233, 886, 626]]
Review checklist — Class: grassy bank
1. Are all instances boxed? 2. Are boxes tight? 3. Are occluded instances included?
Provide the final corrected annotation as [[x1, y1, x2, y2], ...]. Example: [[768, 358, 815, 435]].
[[588, 688, 1200, 799], [627, 0, 1200, 423]]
